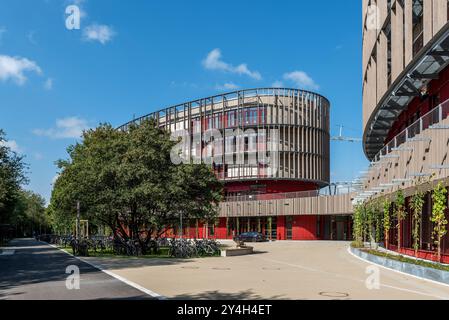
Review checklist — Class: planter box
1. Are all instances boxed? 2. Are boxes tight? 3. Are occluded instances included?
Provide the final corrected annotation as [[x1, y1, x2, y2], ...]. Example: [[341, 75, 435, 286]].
[[351, 247, 449, 285], [221, 247, 254, 257]]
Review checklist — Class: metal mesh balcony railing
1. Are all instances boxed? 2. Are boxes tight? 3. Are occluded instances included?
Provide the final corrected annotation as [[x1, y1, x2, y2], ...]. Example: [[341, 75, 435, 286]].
[[225, 190, 320, 203], [373, 98, 449, 163]]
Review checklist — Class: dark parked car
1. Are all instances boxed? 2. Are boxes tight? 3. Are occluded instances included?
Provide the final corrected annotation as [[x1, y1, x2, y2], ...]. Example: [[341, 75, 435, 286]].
[[234, 232, 266, 243]]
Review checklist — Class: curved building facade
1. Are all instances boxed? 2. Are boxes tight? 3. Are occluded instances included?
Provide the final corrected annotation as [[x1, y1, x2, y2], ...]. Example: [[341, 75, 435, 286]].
[[361, 0, 449, 262], [120, 88, 331, 197], [121, 88, 354, 241]]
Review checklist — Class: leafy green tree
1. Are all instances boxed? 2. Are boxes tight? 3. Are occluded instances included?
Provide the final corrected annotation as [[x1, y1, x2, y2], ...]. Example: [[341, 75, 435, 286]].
[[410, 191, 425, 257], [431, 182, 448, 262], [50, 120, 223, 254], [2, 189, 48, 237], [395, 190, 406, 251], [0, 130, 28, 225], [51, 124, 126, 239]]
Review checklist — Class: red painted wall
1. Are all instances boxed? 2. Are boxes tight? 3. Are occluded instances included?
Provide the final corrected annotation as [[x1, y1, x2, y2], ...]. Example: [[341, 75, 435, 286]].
[[293, 216, 318, 240], [389, 245, 449, 264], [214, 218, 228, 239], [164, 216, 321, 241], [277, 216, 286, 241]]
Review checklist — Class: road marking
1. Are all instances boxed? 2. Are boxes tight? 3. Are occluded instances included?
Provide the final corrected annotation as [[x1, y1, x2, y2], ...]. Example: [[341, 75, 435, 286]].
[[0, 249, 15, 256], [347, 247, 449, 295], [45, 242, 166, 300], [249, 247, 449, 300]]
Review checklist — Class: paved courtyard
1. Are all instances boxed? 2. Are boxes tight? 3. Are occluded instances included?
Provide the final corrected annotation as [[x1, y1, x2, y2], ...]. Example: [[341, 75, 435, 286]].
[[83, 241, 449, 300]]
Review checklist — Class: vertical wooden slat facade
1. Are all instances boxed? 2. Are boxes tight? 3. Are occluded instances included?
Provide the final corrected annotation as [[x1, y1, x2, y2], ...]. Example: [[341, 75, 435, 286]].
[[118, 88, 331, 187]]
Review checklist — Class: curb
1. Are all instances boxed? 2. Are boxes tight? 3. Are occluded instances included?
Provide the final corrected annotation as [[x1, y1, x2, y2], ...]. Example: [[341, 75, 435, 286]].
[[349, 246, 449, 287], [43, 241, 166, 300]]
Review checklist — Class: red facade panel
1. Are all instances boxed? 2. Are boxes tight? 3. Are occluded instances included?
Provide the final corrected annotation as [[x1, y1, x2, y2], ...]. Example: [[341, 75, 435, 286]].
[[293, 216, 318, 241]]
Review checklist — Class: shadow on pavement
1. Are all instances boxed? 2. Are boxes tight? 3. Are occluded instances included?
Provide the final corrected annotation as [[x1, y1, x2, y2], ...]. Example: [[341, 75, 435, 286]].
[[169, 289, 286, 300]]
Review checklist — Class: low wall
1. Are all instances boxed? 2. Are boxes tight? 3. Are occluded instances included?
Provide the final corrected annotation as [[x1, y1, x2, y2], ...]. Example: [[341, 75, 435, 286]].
[[350, 247, 449, 285], [221, 247, 254, 257]]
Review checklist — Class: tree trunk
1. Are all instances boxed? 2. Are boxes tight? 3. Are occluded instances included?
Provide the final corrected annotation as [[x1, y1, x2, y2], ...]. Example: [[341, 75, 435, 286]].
[[398, 218, 401, 252], [385, 230, 389, 250]]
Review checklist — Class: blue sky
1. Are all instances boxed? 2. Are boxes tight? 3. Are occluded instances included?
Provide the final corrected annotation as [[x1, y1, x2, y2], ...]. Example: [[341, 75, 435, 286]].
[[0, 0, 368, 202]]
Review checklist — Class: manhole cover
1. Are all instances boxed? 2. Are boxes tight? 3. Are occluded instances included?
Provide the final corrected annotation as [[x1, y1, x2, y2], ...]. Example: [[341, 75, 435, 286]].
[[212, 267, 231, 271], [262, 267, 281, 271], [181, 266, 199, 270], [319, 292, 349, 298]]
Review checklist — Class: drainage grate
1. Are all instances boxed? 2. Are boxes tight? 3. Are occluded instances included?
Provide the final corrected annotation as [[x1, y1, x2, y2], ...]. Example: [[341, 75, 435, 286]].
[[181, 266, 199, 270], [212, 267, 231, 271], [319, 292, 349, 298]]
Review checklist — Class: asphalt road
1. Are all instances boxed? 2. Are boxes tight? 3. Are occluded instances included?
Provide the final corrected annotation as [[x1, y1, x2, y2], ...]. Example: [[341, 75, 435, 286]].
[[0, 238, 153, 300]]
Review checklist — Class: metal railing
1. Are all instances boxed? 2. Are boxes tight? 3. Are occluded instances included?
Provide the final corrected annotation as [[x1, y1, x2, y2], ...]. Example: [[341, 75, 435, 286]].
[[373, 98, 449, 163], [225, 190, 320, 203], [117, 87, 329, 131]]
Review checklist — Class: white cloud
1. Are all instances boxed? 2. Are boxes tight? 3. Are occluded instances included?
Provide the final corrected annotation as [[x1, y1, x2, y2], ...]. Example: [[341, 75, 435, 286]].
[[0, 140, 22, 153], [283, 71, 319, 90], [33, 117, 90, 139], [203, 49, 262, 80], [83, 24, 116, 44], [0, 55, 42, 85], [216, 82, 239, 91], [272, 80, 284, 88], [44, 78, 53, 90]]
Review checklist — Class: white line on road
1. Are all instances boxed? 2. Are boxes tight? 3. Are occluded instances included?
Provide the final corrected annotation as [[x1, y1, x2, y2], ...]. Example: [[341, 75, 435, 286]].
[[347, 246, 449, 290], [248, 247, 449, 300], [0, 249, 15, 256], [45, 242, 166, 300]]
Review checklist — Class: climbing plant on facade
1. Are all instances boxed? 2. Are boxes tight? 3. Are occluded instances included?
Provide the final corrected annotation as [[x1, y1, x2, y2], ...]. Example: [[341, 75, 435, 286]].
[[353, 205, 364, 246], [383, 199, 391, 248], [395, 190, 406, 251], [410, 190, 425, 257], [374, 200, 383, 243], [431, 182, 448, 262], [366, 203, 375, 243]]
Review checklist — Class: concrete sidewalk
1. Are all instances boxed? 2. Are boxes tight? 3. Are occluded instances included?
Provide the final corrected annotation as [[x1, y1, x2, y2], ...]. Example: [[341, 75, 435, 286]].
[[82, 241, 449, 300]]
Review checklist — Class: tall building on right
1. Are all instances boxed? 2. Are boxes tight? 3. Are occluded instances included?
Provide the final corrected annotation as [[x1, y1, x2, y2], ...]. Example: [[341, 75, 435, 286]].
[[362, 0, 449, 262]]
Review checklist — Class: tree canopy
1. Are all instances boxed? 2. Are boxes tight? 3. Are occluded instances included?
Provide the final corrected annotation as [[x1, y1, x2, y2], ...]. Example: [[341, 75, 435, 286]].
[[50, 120, 223, 248], [0, 129, 28, 225]]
